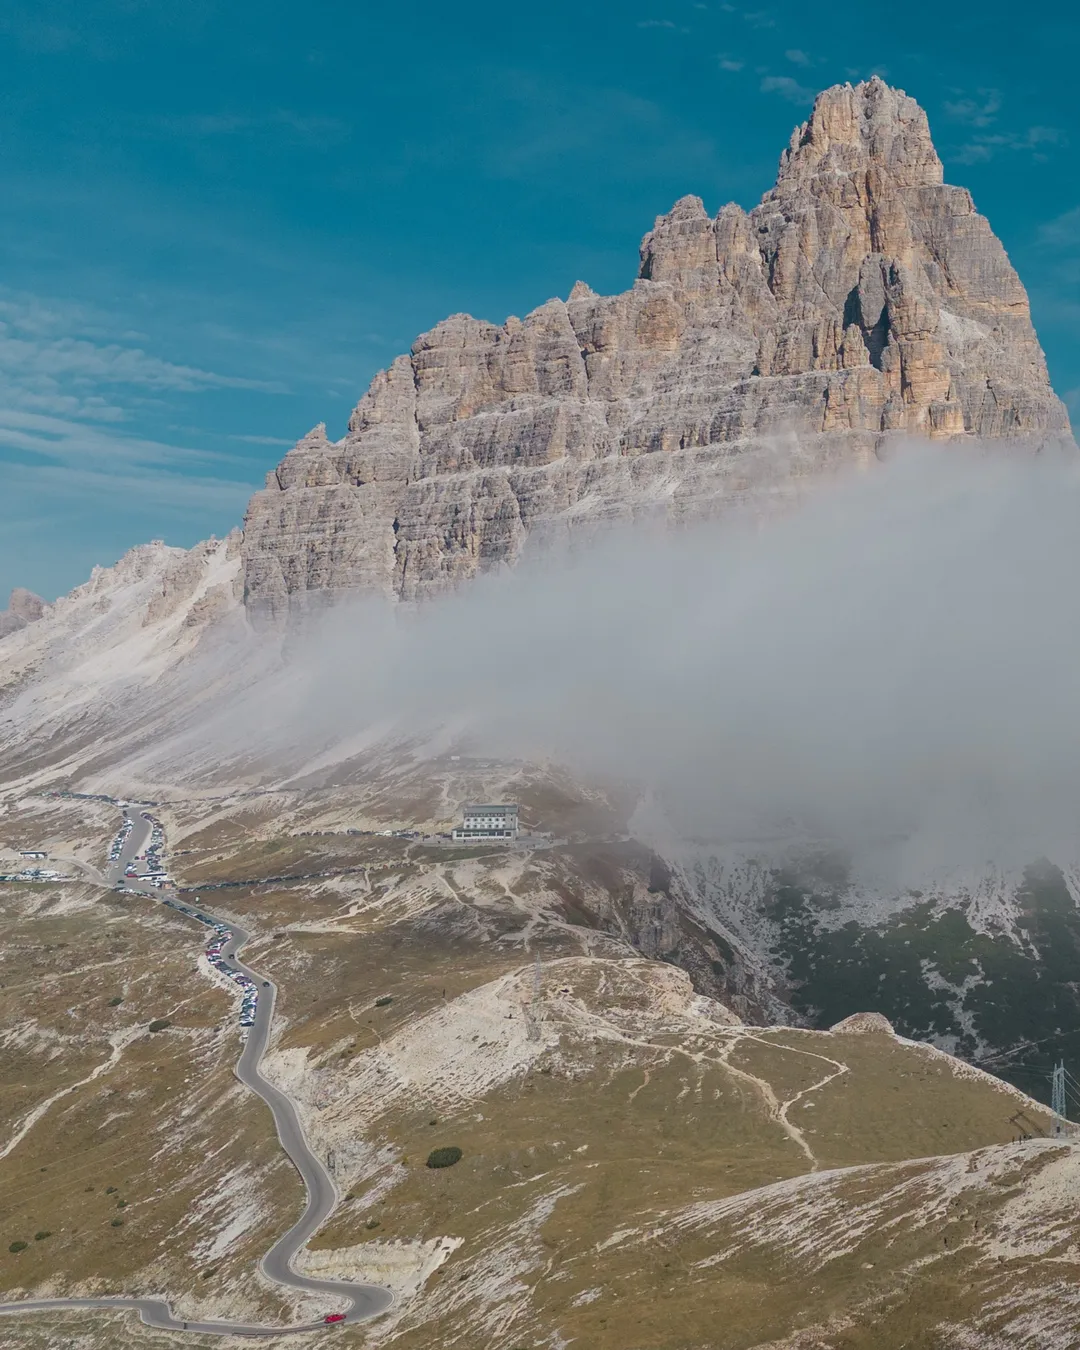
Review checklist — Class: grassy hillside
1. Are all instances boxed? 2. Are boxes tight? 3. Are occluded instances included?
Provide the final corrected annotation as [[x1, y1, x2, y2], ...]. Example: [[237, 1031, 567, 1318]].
[[0, 788, 1074, 1350]]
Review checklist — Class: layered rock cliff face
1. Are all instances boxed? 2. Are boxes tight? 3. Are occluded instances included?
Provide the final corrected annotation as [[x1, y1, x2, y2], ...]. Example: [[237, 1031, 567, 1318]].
[[243, 78, 1065, 620]]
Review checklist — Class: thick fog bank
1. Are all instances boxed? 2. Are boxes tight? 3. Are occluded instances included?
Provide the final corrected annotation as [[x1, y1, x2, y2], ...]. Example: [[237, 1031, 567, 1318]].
[[220, 444, 1080, 872]]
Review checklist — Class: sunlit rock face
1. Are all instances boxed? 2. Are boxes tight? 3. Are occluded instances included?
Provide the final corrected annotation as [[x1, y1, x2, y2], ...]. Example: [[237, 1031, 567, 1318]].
[[240, 77, 1070, 624]]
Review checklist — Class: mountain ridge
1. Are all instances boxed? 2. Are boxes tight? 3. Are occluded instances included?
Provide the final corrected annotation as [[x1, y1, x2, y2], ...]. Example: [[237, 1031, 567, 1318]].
[[4, 78, 1071, 631], [1, 76, 1077, 1095], [238, 75, 1070, 622], [4, 77, 1080, 1350]]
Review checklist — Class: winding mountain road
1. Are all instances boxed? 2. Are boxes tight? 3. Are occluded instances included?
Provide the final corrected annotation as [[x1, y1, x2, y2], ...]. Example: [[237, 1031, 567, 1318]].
[[0, 808, 393, 1338]]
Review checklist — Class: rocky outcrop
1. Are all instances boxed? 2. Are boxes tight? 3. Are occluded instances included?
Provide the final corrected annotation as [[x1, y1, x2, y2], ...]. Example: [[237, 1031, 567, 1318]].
[[830, 1011, 896, 1035], [0, 534, 247, 794], [238, 79, 1067, 621], [0, 588, 46, 640], [143, 530, 245, 628]]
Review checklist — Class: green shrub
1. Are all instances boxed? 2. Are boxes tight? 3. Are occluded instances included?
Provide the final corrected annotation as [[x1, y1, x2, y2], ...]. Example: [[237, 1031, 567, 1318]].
[[116, 1199, 127, 1209], [426, 1147, 463, 1169], [110, 1218, 124, 1228], [147, 1018, 171, 1032], [8, 1241, 27, 1253], [34, 1231, 50, 1241], [105, 1186, 117, 1195], [201, 1268, 217, 1279], [374, 996, 393, 1008], [364, 1219, 380, 1230], [108, 996, 123, 1007]]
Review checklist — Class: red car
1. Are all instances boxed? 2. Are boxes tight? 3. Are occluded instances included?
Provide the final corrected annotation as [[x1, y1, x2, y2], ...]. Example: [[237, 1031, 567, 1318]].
[[323, 1313, 346, 1324]]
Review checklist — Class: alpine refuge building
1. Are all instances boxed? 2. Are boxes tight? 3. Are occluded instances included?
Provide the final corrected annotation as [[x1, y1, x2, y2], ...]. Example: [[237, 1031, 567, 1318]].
[[452, 804, 520, 841]]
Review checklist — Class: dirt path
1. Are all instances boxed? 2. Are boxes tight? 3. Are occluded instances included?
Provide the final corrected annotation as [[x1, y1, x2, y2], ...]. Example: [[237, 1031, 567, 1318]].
[[715, 1030, 850, 1171]]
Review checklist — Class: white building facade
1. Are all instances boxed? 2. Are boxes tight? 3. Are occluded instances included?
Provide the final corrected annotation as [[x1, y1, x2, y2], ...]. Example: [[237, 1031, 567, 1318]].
[[452, 804, 519, 841]]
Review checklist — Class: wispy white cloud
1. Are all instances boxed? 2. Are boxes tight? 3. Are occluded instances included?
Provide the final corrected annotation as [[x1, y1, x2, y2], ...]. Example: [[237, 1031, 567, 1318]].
[[229, 433, 295, 446], [0, 408, 245, 472], [718, 53, 744, 71], [0, 279, 293, 595], [712, 2, 773, 23], [0, 289, 286, 424], [147, 110, 349, 145], [952, 125, 1066, 165], [475, 77, 720, 184], [0, 294, 132, 343], [0, 457, 253, 598], [760, 74, 815, 104], [0, 284, 278, 595], [2, 458, 253, 514], [939, 88, 1061, 165], [1038, 206, 1080, 249], [943, 89, 1001, 128], [784, 48, 811, 66], [0, 331, 282, 395]]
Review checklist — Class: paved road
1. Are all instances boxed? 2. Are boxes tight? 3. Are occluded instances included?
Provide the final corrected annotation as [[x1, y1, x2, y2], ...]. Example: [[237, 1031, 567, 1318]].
[[0, 808, 394, 1339]]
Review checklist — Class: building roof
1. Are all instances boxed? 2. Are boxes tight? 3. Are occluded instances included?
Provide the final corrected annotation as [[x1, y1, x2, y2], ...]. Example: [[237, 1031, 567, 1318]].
[[463, 804, 518, 814]]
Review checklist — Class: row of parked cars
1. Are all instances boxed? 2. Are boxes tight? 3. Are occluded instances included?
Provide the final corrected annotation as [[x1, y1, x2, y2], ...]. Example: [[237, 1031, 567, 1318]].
[[111, 816, 261, 1034], [107, 818, 133, 865], [153, 895, 263, 1031], [137, 813, 171, 885], [203, 927, 260, 1027]]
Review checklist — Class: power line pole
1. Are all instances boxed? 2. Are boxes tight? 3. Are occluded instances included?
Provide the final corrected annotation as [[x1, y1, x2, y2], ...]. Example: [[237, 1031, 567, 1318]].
[[1051, 1061, 1067, 1135]]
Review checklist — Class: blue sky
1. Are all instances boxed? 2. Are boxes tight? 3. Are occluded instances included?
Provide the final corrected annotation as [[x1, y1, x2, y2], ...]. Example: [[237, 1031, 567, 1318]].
[[2, 0, 1077, 599]]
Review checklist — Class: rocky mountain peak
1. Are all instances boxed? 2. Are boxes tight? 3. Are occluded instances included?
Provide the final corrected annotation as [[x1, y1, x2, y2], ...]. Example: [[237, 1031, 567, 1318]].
[[0, 587, 46, 640], [778, 76, 943, 191], [7, 587, 45, 622], [240, 80, 1070, 624]]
